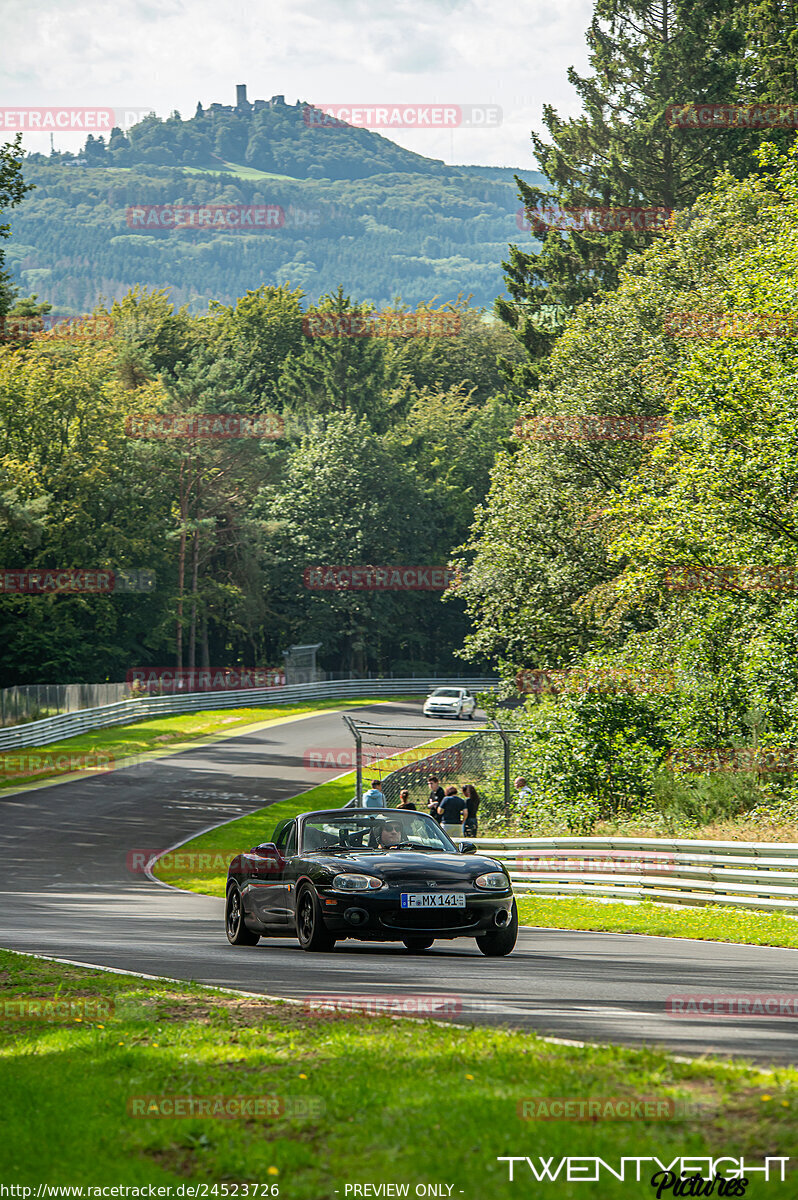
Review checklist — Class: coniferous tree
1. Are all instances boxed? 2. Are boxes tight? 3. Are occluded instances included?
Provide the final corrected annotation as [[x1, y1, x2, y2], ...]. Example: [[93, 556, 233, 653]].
[[499, 0, 761, 387], [0, 136, 34, 319]]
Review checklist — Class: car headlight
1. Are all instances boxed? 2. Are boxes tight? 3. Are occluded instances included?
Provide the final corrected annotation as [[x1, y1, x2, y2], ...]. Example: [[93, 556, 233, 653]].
[[332, 873, 384, 892], [474, 872, 509, 890]]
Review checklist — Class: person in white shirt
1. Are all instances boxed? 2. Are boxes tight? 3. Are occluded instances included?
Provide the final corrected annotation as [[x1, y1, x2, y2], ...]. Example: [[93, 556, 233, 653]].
[[515, 776, 533, 806]]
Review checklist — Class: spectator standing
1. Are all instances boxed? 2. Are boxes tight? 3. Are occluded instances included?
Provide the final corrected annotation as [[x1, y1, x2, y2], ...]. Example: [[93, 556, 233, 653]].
[[515, 776, 533, 806], [438, 785, 468, 839], [362, 779, 387, 808], [427, 775, 445, 823], [397, 789, 417, 810], [462, 784, 480, 836]]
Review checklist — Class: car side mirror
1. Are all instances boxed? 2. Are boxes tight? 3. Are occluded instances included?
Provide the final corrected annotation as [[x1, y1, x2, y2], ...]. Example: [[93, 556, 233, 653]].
[[458, 841, 477, 854], [252, 842, 282, 860]]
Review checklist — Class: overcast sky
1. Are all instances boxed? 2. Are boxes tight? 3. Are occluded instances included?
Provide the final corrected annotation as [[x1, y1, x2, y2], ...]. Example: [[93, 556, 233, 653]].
[[5, 0, 593, 167]]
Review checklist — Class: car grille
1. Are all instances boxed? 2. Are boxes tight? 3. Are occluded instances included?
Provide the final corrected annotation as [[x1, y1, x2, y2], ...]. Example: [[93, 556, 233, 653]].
[[380, 908, 477, 930]]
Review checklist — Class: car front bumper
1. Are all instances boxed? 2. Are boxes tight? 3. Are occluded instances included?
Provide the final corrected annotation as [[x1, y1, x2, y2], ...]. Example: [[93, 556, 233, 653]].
[[316, 888, 514, 940]]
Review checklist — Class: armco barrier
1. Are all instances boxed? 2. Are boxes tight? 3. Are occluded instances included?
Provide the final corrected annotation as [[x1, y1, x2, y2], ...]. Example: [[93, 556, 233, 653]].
[[0, 678, 497, 754], [473, 836, 798, 913]]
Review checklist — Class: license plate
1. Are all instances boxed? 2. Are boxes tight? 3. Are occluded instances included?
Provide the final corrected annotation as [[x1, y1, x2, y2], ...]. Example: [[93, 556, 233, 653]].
[[400, 892, 466, 908]]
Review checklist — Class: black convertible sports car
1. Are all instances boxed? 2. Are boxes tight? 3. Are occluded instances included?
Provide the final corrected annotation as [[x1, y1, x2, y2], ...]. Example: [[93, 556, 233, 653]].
[[225, 807, 517, 955]]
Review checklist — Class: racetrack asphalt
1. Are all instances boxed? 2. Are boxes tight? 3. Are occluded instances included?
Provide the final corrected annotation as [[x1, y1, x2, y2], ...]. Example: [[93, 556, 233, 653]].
[[1, 700, 797, 1064]]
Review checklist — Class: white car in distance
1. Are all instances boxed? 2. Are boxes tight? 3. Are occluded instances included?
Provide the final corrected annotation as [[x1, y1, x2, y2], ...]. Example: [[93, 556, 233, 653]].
[[422, 687, 477, 720]]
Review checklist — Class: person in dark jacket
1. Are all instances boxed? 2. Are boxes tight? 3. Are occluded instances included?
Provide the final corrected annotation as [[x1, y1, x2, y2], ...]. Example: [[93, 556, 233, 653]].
[[427, 775, 444, 823], [397, 789, 417, 810], [462, 784, 480, 836], [437, 785, 468, 838]]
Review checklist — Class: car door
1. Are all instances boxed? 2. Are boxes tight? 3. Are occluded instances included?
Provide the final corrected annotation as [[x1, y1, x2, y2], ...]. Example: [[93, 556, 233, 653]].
[[463, 690, 476, 715], [247, 820, 296, 927]]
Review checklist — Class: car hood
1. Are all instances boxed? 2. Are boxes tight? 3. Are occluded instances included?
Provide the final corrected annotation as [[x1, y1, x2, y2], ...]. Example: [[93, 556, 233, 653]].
[[307, 849, 505, 884]]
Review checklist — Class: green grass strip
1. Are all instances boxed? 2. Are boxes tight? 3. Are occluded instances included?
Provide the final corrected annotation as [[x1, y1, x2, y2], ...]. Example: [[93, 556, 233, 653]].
[[0, 697, 415, 792], [516, 894, 798, 949], [0, 949, 795, 1195]]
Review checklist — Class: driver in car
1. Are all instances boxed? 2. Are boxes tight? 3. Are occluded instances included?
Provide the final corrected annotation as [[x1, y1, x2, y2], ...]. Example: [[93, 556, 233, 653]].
[[373, 820, 405, 850]]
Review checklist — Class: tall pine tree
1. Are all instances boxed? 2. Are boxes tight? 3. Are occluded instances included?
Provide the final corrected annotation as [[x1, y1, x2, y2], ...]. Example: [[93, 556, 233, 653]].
[[499, 0, 767, 387]]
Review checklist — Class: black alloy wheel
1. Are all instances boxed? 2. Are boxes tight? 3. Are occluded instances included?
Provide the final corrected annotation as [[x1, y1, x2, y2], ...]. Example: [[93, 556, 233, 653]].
[[296, 885, 337, 952], [476, 901, 518, 957], [225, 884, 260, 945]]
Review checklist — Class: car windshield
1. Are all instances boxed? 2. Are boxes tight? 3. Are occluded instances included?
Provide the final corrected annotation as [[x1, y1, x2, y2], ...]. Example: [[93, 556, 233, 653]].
[[432, 688, 461, 698], [301, 811, 455, 853]]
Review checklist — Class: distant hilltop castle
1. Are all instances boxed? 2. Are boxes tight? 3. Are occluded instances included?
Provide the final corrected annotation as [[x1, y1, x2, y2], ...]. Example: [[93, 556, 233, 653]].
[[195, 85, 288, 119]]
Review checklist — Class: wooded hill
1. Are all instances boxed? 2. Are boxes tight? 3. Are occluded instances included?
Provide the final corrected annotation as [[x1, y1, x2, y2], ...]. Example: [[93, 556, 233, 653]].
[[10, 92, 544, 314]]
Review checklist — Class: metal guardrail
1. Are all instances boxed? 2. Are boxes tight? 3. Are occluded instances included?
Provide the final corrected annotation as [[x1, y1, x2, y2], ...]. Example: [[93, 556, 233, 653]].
[[0, 677, 498, 752], [473, 836, 798, 913]]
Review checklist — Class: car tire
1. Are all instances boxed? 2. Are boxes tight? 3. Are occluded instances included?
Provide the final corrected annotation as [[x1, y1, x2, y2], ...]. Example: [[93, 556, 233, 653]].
[[402, 937, 434, 952], [468, 708, 475, 720], [225, 884, 260, 946], [296, 885, 337, 952], [476, 901, 518, 957]]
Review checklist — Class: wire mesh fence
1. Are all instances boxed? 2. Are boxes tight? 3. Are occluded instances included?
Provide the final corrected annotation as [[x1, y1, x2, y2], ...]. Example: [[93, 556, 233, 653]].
[[379, 729, 506, 807], [342, 720, 515, 829], [0, 682, 131, 727]]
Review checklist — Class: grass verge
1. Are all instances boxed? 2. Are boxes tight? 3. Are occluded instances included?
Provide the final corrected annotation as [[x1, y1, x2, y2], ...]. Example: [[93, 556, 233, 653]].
[[516, 895, 798, 949], [0, 949, 795, 1196], [0, 697, 415, 793], [154, 731, 464, 893]]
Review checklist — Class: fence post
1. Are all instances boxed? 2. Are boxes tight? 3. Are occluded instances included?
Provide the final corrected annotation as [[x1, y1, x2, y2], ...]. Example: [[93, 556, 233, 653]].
[[342, 714, 362, 805], [491, 719, 511, 813]]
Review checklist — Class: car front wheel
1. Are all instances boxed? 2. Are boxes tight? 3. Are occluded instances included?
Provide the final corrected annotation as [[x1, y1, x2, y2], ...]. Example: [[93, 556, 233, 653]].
[[476, 902, 518, 957], [296, 885, 337, 952], [226, 884, 260, 946]]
